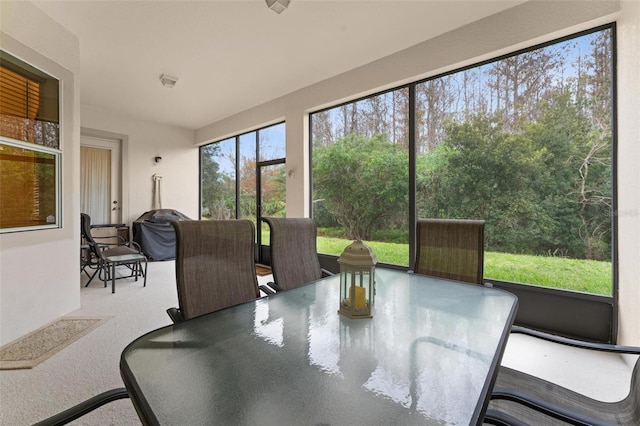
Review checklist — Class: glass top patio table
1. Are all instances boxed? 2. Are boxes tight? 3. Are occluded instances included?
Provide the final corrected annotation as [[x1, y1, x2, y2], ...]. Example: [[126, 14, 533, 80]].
[[120, 268, 517, 425]]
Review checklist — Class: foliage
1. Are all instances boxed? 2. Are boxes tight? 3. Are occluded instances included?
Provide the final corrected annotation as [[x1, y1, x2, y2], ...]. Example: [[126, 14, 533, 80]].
[[312, 29, 613, 267], [200, 144, 235, 219], [313, 134, 408, 240], [415, 90, 611, 260], [418, 114, 550, 255], [201, 143, 286, 220]]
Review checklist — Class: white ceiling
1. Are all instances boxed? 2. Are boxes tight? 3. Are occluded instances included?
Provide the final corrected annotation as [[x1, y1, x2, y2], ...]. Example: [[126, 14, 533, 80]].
[[32, 0, 526, 130]]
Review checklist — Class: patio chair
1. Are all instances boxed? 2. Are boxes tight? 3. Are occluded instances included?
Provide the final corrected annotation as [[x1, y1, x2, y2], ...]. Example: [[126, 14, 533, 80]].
[[484, 326, 640, 426], [81, 213, 147, 292], [260, 217, 333, 295], [414, 218, 485, 284], [167, 220, 260, 322]]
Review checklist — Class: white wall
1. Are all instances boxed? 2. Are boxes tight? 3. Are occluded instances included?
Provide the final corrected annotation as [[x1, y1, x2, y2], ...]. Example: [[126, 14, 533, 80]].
[[0, 2, 198, 346], [0, 1, 81, 345], [615, 0, 640, 349], [81, 107, 199, 224], [195, 1, 640, 345]]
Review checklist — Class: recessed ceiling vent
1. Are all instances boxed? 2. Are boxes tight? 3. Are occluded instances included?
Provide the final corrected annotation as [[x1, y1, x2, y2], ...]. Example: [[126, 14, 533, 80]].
[[266, 0, 290, 14], [159, 74, 178, 88]]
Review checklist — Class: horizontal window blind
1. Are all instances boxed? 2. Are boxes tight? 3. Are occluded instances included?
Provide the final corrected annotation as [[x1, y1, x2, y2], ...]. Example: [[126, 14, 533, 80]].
[[0, 65, 40, 121]]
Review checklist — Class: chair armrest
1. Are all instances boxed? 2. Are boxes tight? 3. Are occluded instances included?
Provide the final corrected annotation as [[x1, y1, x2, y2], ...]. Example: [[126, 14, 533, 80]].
[[268, 281, 283, 292], [32, 388, 129, 426], [259, 284, 276, 295], [321, 268, 334, 277], [128, 241, 143, 252], [490, 387, 611, 426], [90, 223, 126, 228], [259, 281, 283, 294], [511, 326, 640, 354], [483, 409, 529, 426], [91, 234, 129, 248], [166, 307, 184, 323], [91, 235, 122, 243], [86, 242, 109, 252]]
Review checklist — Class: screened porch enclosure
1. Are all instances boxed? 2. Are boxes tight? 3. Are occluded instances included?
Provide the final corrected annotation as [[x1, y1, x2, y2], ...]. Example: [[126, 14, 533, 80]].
[[310, 25, 616, 343]]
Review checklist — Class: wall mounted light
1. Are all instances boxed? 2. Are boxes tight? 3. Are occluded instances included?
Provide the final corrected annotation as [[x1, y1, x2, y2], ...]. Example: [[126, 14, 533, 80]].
[[266, 0, 290, 14], [154, 156, 162, 163]]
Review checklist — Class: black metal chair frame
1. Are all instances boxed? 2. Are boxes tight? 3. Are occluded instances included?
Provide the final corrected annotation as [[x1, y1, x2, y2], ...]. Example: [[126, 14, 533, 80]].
[[484, 326, 640, 426]]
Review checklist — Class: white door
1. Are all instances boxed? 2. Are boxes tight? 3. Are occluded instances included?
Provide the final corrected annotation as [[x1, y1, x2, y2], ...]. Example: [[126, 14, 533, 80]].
[[81, 136, 122, 224]]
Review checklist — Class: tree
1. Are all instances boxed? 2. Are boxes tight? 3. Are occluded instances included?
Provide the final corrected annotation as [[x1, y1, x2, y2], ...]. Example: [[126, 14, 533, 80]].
[[313, 135, 408, 240], [238, 156, 257, 218], [311, 110, 334, 147], [201, 144, 235, 219], [260, 165, 286, 217], [523, 93, 587, 257], [487, 48, 560, 129], [428, 114, 548, 253], [416, 76, 454, 152], [391, 88, 410, 149]]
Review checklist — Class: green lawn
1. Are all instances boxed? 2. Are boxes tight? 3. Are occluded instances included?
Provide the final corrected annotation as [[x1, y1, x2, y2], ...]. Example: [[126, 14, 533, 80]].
[[316, 236, 612, 296]]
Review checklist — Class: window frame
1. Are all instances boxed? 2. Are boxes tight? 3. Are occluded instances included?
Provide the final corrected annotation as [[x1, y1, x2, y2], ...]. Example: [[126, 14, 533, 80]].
[[0, 137, 62, 233], [0, 50, 62, 234], [309, 24, 617, 305], [199, 121, 286, 221]]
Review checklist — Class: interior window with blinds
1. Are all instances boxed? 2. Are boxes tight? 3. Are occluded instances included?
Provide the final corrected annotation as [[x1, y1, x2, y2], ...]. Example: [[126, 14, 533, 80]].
[[1, 50, 61, 232]]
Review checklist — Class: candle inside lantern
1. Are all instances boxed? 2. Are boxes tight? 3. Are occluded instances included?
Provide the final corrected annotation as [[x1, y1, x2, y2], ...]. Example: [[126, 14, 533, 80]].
[[350, 285, 367, 309]]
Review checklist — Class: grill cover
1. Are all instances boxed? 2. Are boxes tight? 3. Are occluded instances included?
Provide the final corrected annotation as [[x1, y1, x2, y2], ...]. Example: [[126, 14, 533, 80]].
[[133, 209, 192, 260]]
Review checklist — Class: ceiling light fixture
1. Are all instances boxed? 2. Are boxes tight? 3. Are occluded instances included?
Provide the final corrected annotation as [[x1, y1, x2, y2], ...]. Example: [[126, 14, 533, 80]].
[[266, 0, 290, 14], [159, 74, 178, 88]]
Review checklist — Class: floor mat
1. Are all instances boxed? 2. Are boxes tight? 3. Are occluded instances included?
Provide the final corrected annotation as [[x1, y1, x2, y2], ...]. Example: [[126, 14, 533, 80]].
[[256, 265, 272, 276], [0, 316, 111, 370]]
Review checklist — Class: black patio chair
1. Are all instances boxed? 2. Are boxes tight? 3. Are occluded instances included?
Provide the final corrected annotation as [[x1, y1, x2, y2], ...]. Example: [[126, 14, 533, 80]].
[[166, 220, 261, 323], [484, 326, 640, 425], [414, 218, 485, 285], [260, 217, 333, 295], [81, 213, 147, 292]]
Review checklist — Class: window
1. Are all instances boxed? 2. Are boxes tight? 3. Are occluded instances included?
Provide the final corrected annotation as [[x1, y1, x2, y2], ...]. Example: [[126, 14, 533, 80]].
[[200, 122, 286, 222], [200, 137, 237, 220], [311, 89, 410, 266], [311, 25, 614, 296], [1, 50, 60, 232]]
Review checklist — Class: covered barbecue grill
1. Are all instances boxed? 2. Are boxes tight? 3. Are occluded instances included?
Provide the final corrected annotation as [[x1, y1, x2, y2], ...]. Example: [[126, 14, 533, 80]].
[[132, 209, 192, 260]]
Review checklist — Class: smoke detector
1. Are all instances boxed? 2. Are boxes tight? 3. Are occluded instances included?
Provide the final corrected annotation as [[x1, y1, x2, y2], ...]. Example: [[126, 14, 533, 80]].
[[266, 0, 290, 14], [159, 74, 178, 88]]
